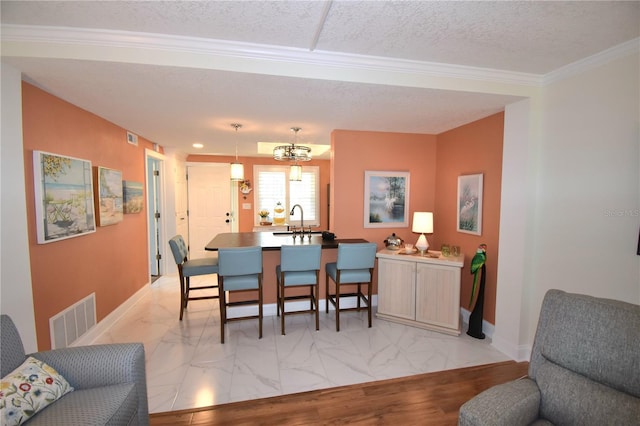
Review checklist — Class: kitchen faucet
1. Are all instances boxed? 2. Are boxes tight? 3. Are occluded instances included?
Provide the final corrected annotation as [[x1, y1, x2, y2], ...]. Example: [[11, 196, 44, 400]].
[[290, 204, 304, 231]]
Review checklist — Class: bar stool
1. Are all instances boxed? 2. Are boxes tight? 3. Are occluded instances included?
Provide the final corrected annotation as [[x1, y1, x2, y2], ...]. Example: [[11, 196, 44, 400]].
[[276, 244, 322, 335], [168, 235, 219, 320], [217, 246, 263, 344], [325, 242, 377, 332]]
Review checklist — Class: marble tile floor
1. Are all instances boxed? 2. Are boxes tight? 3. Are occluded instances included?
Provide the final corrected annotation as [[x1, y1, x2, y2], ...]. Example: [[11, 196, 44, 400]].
[[92, 274, 511, 414]]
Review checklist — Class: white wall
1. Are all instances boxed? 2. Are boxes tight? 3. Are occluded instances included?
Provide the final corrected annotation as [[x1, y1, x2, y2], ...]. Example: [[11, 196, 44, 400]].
[[0, 62, 37, 352], [495, 48, 640, 359], [161, 148, 188, 276], [493, 98, 537, 360], [530, 50, 640, 336]]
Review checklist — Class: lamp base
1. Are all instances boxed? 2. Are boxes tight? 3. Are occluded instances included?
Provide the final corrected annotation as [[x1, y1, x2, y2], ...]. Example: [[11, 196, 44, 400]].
[[415, 234, 429, 256]]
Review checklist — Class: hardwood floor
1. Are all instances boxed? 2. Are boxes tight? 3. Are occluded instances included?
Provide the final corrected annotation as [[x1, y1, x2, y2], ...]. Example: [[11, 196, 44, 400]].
[[149, 360, 529, 425]]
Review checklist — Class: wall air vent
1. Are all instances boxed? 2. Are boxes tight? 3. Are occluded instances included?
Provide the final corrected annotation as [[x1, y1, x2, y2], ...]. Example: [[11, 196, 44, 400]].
[[49, 293, 96, 349], [127, 131, 138, 146]]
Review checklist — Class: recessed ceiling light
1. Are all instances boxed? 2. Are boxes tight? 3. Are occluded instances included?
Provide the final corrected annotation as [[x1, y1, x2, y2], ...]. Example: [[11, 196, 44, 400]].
[[192, 143, 204, 149]]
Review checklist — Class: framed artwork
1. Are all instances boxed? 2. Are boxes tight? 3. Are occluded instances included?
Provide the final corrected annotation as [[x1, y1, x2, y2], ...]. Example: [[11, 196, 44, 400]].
[[364, 171, 410, 228], [95, 167, 123, 226], [457, 173, 483, 235], [123, 181, 143, 214], [33, 151, 96, 244]]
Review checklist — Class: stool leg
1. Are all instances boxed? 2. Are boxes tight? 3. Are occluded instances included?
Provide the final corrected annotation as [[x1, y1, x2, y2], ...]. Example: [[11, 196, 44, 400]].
[[276, 277, 281, 317], [367, 281, 372, 328], [280, 278, 285, 336], [258, 275, 263, 339], [314, 279, 320, 331], [178, 269, 186, 321], [325, 274, 329, 313], [335, 280, 340, 332], [219, 279, 226, 344]]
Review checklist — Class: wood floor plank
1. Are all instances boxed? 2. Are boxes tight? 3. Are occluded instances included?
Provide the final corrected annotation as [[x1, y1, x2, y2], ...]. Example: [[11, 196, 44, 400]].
[[150, 360, 529, 425]]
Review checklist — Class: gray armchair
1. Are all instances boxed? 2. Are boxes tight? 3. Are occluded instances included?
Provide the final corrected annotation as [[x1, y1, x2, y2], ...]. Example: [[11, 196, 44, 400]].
[[458, 289, 640, 425], [1, 314, 149, 425]]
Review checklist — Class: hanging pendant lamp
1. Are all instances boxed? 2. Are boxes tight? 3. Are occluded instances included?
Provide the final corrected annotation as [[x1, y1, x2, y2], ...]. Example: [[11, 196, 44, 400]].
[[230, 123, 244, 181], [289, 163, 302, 181]]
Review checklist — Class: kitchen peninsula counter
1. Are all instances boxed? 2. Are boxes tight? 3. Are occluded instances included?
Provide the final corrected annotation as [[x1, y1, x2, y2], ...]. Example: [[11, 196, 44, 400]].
[[205, 232, 367, 251], [204, 232, 371, 308]]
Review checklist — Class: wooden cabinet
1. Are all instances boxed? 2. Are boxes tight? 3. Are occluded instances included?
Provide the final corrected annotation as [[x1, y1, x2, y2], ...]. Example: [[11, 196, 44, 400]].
[[376, 250, 463, 336]]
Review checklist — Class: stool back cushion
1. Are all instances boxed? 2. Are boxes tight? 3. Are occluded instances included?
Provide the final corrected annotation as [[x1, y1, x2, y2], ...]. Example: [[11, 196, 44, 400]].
[[336, 243, 377, 270], [218, 247, 262, 276], [169, 235, 188, 265], [280, 245, 321, 272]]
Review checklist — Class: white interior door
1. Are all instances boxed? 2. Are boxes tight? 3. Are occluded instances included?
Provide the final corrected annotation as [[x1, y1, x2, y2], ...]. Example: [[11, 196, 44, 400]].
[[187, 164, 233, 259]]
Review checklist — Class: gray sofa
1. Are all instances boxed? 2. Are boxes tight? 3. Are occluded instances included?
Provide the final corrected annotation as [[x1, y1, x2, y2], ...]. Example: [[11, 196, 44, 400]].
[[1, 314, 149, 425], [459, 289, 640, 425]]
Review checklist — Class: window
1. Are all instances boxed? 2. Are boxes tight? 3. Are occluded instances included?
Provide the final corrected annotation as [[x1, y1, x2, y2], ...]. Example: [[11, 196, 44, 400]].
[[254, 165, 319, 227]]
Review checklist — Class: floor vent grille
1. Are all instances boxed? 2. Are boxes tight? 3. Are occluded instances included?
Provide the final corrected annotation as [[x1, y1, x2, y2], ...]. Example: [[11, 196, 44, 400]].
[[49, 293, 96, 349]]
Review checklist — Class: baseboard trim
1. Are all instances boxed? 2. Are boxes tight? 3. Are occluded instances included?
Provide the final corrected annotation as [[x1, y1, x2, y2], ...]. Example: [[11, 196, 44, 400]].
[[71, 281, 151, 346], [491, 333, 532, 362]]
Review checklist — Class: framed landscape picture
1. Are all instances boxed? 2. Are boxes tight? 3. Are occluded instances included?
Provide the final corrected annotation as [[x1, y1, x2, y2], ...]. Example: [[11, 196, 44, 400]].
[[95, 166, 123, 226], [364, 170, 410, 228], [33, 151, 96, 244], [457, 173, 483, 235], [123, 181, 143, 214]]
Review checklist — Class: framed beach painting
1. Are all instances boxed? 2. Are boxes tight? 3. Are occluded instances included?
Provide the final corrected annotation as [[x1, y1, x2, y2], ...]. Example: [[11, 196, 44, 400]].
[[364, 171, 410, 228], [457, 173, 483, 235], [33, 151, 96, 244], [95, 166, 123, 226], [123, 181, 143, 214]]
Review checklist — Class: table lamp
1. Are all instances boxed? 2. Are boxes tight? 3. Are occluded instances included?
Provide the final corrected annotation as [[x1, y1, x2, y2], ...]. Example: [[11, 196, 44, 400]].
[[412, 212, 433, 255]]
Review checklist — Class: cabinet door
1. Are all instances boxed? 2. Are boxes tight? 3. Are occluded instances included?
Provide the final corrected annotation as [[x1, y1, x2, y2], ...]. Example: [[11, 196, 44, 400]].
[[377, 258, 416, 320], [415, 263, 460, 331]]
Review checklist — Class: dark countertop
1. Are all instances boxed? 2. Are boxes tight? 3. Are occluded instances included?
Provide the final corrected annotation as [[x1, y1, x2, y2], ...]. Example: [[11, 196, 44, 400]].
[[205, 232, 368, 251]]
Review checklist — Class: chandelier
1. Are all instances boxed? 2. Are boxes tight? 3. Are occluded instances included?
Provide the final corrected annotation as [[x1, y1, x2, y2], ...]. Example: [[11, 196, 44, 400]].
[[273, 127, 312, 162]]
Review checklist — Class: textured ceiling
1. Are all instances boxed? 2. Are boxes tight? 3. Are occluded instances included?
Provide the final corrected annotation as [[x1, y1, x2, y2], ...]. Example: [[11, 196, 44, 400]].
[[1, 1, 639, 158]]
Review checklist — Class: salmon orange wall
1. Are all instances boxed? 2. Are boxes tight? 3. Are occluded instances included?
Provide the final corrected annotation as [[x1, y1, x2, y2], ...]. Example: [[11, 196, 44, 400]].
[[22, 83, 155, 350], [187, 155, 330, 232], [330, 130, 438, 249], [435, 112, 504, 324]]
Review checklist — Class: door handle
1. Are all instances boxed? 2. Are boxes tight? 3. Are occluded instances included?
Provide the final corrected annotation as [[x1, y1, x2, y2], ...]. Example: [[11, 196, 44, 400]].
[[226, 212, 230, 216], [225, 219, 230, 223]]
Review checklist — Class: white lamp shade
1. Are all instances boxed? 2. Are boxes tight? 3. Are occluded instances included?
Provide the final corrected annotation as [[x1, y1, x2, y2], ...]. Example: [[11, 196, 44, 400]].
[[412, 212, 433, 233], [289, 164, 302, 181], [230, 162, 244, 181]]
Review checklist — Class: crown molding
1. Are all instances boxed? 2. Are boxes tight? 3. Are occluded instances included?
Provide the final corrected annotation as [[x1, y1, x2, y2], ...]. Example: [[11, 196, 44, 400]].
[[1, 24, 543, 87], [542, 38, 640, 85]]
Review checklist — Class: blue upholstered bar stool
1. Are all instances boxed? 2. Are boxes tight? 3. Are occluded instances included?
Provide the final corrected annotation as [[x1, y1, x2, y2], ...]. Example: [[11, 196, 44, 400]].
[[217, 246, 263, 344], [325, 242, 378, 332], [276, 244, 322, 335], [169, 235, 219, 320]]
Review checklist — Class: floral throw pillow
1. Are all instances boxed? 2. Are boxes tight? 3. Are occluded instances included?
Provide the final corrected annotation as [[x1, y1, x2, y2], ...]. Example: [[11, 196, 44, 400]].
[[0, 356, 74, 426]]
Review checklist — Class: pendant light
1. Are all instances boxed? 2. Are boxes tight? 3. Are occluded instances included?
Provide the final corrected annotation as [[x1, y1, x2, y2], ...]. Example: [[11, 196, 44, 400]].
[[289, 163, 302, 181], [230, 123, 244, 181]]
